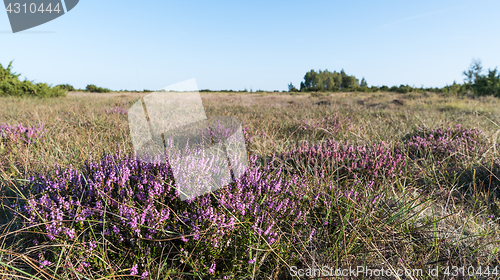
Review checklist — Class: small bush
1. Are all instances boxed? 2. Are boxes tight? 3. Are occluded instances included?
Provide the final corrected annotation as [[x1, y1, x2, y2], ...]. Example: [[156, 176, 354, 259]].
[[463, 59, 500, 97], [55, 84, 76, 91], [86, 84, 112, 93], [0, 61, 66, 97], [473, 68, 500, 97], [396, 84, 412, 93], [310, 91, 328, 97]]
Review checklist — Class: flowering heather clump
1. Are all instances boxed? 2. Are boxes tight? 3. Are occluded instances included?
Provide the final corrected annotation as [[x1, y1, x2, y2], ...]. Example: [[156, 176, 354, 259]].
[[299, 113, 352, 137], [196, 117, 246, 146], [280, 138, 405, 180], [405, 124, 486, 161], [0, 123, 44, 145], [17, 151, 320, 277], [105, 107, 128, 115]]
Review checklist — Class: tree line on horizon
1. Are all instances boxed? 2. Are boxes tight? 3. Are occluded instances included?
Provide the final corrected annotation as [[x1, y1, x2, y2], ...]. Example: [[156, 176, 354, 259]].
[[290, 69, 365, 92], [1, 59, 499, 97], [289, 60, 500, 96]]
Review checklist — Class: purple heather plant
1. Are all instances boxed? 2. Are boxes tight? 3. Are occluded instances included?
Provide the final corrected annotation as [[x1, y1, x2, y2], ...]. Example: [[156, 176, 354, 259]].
[[280, 138, 405, 180], [22, 122, 489, 277], [130, 264, 139, 276], [105, 107, 128, 115], [405, 124, 485, 161], [17, 147, 320, 277], [0, 123, 44, 145], [7, 111, 496, 278]]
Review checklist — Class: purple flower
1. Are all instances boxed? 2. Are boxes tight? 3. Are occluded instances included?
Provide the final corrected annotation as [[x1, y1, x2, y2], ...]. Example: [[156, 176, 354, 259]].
[[64, 228, 75, 239], [39, 260, 51, 268], [105, 107, 128, 115], [15, 122, 345, 276], [130, 264, 139, 276], [0, 123, 44, 144], [208, 262, 216, 274]]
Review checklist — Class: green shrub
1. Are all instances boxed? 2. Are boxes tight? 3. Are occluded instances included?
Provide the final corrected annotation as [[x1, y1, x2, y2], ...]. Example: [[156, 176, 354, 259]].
[[396, 84, 412, 93], [442, 82, 466, 95], [463, 59, 500, 97], [0, 61, 66, 97], [472, 68, 500, 97], [310, 91, 328, 97], [288, 82, 299, 92], [55, 84, 76, 91], [86, 84, 112, 93]]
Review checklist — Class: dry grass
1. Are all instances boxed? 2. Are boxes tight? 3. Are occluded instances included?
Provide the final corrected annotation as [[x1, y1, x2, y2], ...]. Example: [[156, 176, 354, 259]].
[[1, 90, 500, 279]]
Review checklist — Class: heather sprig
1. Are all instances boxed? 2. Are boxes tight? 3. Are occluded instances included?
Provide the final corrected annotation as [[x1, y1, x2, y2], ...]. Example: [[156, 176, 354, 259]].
[[405, 124, 486, 161], [0, 123, 44, 145], [280, 138, 405, 180], [104, 107, 128, 115]]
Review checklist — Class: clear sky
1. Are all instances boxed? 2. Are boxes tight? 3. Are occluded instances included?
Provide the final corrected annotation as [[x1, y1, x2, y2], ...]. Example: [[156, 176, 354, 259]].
[[1, 0, 499, 91]]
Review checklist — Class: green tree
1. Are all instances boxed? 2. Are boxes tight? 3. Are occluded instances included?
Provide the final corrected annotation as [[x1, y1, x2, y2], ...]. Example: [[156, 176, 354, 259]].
[[86, 84, 112, 93], [300, 82, 306, 91], [463, 59, 483, 84], [332, 71, 342, 90], [300, 69, 355, 92], [326, 77, 335, 91], [472, 68, 500, 96], [360, 77, 367, 87], [304, 70, 317, 90], [462, 59, 500, 97], [342, 76, 358, 89]]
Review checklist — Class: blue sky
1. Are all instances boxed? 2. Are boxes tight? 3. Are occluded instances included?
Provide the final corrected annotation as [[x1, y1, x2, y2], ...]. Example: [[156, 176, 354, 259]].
[[1, 0, 499, 91]]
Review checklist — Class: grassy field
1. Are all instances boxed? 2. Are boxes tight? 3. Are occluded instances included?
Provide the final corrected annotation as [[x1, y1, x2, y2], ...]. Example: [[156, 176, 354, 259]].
[[2, 90, 500, 279]]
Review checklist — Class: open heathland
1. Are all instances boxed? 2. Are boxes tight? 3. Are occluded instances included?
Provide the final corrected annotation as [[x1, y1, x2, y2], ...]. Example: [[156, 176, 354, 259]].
[[1, 90, 500, 279]]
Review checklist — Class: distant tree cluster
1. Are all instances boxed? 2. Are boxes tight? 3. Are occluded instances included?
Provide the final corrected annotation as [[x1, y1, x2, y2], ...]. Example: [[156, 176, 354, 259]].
[[86, 84, 112, 93], [296, 69, 362, 92], [463, 59, 500, 97], [288, 61, 500, 96]]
